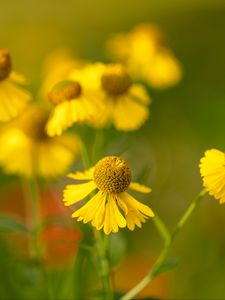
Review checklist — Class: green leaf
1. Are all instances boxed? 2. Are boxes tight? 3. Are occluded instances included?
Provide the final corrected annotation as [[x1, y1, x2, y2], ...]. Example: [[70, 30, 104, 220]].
[[0, 215, 28, 233], [153, 258, 178, 277]]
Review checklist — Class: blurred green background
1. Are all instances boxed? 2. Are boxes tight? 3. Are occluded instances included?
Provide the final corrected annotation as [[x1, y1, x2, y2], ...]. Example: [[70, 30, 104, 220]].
[[1, 0, 225, 299]]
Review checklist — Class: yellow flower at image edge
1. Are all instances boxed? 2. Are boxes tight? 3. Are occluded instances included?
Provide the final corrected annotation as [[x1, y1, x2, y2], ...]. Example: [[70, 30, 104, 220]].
[[0, 106, 80, 178], [64, 156, 154, 234], [0, 48, 31, 122], [199, 149, 225, 203]]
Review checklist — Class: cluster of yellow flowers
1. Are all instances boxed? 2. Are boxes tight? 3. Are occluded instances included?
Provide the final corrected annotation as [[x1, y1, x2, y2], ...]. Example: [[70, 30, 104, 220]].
[[0, 24, 183, 234]]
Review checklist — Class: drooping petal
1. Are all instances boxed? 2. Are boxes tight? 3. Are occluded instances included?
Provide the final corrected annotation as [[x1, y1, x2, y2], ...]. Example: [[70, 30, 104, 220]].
[[72, 191, 106, 225], [129, 85, 151, 105], [113, 95, 149, 131], [103, 195, 126, 235], [0, 80, 31, 122], [63, 181, 97, 206], [119, 192, 154, 231], [129, 182, 152, 194], [68, 167, 94, 181]]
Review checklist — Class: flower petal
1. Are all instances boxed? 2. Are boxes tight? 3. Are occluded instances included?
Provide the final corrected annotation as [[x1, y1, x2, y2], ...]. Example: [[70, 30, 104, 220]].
[[103, 195, 126, 235], [63, 181, 97, 206], [113, 95, 149, 131], [129, 182, 152, 194], [68, 167, 94, 181], [72, 191, 106, 225], [119, 192, 154, 231], [121, 192, 154, 217]]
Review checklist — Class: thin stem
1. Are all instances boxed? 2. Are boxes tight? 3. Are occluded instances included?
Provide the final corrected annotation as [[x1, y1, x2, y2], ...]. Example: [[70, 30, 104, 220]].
[[153, 214, 170, 244], [171, 189, 207, 241], [120, 189, 206, 300], [96, 233, 113, 300]]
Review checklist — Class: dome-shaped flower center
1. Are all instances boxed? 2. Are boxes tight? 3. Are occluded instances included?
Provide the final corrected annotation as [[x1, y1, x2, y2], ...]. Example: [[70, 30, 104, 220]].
[[21, 108, 49, 140], [93, 156, 132, 194], [48, 80, 82, 105], [0, 48, 12, 81], [101, 64, 132, 96]]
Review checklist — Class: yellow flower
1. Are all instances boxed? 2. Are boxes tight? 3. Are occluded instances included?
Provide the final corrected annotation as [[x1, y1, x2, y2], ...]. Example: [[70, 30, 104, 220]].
[[199, 149, 225, 203], [45, 79, 102, 137], [0, 105, 80, 178], [0, 48, 31, 122], [39, 49, 85, 99], [106, 23, 182, 89], [63, 156, 154, 234], [69, 63, 151, 131]]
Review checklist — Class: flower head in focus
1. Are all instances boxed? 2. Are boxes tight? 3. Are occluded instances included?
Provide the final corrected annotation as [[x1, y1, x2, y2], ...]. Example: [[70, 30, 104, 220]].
[[0, 48, 31, 122], [64, 156, 154, 234], [106, 23, 182, 89], [69, 63, 151, 131], [199, 149, 225, 204], [0, 105, 80, 178]]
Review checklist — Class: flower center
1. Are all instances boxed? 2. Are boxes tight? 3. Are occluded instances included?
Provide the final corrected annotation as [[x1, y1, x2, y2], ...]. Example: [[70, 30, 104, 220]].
[[101, 64, 132, 96], [93, 156, 132, 194], [21, 108, 49, 140], [0, 48, 12, 81], [48, 80, 82, 105]]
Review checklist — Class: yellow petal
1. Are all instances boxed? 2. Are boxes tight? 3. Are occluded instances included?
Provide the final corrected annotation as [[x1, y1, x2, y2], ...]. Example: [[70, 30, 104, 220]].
[[0, 80, 31, 122], [129, 85, 151, 105], [121, 192, 154, 217], [68, 167, 94, 181], [72, 191, 106, 225], [103, 195, 126, 234], [63, 181, 97, 206], [113, 95, 149, 131], [129, 182, 152, 194]]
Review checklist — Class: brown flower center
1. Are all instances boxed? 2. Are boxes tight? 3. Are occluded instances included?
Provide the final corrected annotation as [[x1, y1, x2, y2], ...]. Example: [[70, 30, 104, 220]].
[[0, 48, 12, 81], [48, 80, 82, 105], [93, 156, 132, 194], [22, 108, 49, 140], [101, 64, 132, 96]]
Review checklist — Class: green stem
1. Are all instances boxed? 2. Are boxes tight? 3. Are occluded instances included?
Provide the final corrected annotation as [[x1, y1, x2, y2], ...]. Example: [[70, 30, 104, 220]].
[[28, 178, 41, 258], [120, 189, 206, 300], [96, 233, 113, 300], [73, 223, 94, 299]]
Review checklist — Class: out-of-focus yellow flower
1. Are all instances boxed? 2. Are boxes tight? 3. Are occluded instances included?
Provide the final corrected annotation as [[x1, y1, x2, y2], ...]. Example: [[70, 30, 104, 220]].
[[69, 63, 151, 131], [0, 48, 31, 122], [45, 79, 102, 137], [64, 156, 154, 234], [0, 105, 80, 178], [106, 23, 182, 89], [199, 149, 225, 203], [39, 49, 85, 99]]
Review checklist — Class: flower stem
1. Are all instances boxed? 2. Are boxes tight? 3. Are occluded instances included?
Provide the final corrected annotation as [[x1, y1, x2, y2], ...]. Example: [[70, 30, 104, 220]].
[[120, 189, 207, 300], [22, 177, 41, 259], [96, 233, 113, 300]]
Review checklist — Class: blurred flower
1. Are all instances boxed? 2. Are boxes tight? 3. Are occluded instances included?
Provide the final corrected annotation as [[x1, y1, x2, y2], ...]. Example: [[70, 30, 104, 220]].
[[199, 149, 225, 203], [45, 79, 102, 136], [0, 48, 31, 122], [0, 105, 80, 178], [39, 49, 85, 99], [106, 23, 182, 89], [64, 156, 154, 234], [69, 63, 151, 131]]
